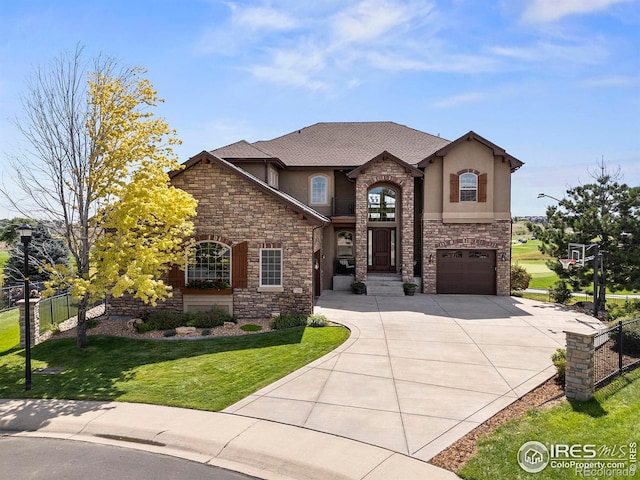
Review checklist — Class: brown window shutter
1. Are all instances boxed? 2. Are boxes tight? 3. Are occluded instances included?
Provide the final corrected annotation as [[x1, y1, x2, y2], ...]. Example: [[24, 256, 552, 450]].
[[232, 241, 248, 288], [449, 174, 459, 203], [478, 173, 487, 202], [167, 264, 184, 288]]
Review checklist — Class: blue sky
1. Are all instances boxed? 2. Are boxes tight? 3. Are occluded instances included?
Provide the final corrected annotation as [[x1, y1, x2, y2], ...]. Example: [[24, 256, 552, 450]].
[[0, 0, 638, 217]]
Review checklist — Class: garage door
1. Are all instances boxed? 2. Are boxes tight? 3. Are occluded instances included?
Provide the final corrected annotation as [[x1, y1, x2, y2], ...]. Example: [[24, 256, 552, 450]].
[[436, 249, 496, 294]]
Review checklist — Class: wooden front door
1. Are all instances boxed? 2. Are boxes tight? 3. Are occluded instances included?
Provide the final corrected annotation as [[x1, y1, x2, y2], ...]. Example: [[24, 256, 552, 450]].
[[369, 228, 395, 272]]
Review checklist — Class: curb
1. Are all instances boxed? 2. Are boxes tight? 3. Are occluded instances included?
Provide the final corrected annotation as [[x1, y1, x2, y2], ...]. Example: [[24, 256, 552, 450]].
[[0, 399, 459, 480]]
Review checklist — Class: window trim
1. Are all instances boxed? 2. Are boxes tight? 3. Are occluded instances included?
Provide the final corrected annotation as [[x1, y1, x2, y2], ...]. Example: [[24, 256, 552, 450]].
[[186, 241, 232, 285], [368, 185, 397, 222], [459, 172, 478, 202], [259, 247, 283, 291], [309, 174, 330, 205]]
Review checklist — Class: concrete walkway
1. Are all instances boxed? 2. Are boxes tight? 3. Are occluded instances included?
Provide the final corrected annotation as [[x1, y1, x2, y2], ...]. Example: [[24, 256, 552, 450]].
[[225, 293, 602, 461]]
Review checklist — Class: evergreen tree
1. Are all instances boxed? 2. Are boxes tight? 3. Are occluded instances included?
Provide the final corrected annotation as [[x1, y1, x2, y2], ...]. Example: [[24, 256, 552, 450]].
[[528, 162, 640, 304], [2, 222, 70, 286]]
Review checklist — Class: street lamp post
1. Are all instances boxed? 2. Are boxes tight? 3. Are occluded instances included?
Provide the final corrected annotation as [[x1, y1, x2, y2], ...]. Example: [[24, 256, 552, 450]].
[[537, 193, 562, 202], [19, 223, 33, 391]]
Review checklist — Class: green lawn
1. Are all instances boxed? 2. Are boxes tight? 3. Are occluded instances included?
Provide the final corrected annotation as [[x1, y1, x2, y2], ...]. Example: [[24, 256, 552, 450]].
[[460, 368, 640, 479], [0, 326, 349, 411], [0, 309, 20, 353]]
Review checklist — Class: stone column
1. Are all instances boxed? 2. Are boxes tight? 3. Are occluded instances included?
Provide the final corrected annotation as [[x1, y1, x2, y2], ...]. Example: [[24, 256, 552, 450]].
[[564, 330, 595, 401], [18, 298, 41, 348]]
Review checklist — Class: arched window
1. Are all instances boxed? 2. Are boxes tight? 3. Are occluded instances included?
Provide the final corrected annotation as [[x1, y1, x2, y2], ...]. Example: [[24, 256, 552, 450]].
[[459, 173, 477, 202], [187, 241, 231, 283], [310, 175, 328, 205], [368, 186, 397, 221]]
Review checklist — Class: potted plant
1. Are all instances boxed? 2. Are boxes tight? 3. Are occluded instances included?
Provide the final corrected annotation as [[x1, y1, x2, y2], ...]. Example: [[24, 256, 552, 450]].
[[351, 281, 366, 295], [403, 283, 418, 296]]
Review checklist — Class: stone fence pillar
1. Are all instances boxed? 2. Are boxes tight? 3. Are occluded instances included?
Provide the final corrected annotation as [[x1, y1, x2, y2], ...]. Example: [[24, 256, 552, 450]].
[[564, 330, 596, 401], [18, 298, 41, 348]]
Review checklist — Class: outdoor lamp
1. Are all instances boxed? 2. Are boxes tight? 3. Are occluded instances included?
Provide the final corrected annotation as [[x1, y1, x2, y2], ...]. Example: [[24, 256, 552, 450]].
[[19, 223, 33, 390]]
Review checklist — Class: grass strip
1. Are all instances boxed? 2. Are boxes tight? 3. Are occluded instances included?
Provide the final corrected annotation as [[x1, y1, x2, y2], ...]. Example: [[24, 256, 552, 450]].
[[460, 368, 640, 479], [0, 326, 349, 411]]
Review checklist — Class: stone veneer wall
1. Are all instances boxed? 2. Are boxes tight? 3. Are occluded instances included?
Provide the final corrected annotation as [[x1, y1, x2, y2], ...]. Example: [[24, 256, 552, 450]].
[[354, 158, 415, 282], [564, 330, 595, 401], [423, 219, 511, 295], [109, 160, 317, 320]]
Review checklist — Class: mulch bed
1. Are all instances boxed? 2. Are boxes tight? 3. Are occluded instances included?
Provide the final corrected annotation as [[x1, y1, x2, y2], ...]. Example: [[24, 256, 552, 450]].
[[429, 377, 564, 473]]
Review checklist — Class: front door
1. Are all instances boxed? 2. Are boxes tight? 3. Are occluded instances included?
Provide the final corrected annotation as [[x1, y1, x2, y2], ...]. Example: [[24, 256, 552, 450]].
[[369, 228, 395, 272]]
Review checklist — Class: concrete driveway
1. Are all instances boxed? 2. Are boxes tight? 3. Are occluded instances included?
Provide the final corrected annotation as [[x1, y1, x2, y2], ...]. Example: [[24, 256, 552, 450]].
[[225, 293, 602, 462]]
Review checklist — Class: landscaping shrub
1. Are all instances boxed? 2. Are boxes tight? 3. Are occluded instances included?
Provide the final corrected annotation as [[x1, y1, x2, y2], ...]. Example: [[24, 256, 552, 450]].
[[611, 320, 640, 355], [306, 314, 328, 327], [510, 264, 531, 292], [240, 324, 262, 332], [270, 313, 329, 329], [163, 329, 176, 337], [551, 348, 566, 384], [549, 281, 572, 304], [271, 314, 307, 330], [137, 306, 235, 332], [606, 299, 640, 322]]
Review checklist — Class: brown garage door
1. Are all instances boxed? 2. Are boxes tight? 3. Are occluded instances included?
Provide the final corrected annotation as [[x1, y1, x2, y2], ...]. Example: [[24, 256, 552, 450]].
[[436, 249, 496, 294]]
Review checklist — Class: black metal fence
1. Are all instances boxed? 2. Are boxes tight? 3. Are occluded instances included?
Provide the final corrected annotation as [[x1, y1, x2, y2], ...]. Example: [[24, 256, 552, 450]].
[[594, 317, 640, 387], [0, 282, 47, 311]]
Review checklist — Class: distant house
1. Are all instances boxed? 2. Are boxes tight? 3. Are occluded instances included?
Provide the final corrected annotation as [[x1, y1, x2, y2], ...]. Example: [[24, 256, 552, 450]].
[[110, 122, 523, 319]]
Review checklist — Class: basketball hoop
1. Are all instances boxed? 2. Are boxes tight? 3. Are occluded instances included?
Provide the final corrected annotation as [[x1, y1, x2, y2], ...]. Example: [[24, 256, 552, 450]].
[[559, 258, 577, 270]]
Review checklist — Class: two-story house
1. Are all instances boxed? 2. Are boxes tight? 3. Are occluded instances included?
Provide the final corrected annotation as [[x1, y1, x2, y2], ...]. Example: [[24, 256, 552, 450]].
[[109, 122, 523, 319]]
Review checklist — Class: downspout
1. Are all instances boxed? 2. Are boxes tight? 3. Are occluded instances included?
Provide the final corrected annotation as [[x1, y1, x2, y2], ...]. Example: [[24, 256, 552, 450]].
[[312, 223, 325, 306]]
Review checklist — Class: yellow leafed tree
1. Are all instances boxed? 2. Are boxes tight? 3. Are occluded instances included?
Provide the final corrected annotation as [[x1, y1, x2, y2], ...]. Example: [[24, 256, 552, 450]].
[[3, 46, 196, 348]]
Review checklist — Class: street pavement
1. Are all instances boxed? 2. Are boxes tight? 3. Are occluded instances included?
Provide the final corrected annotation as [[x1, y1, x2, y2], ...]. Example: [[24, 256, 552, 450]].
[[1, 293, 602, 479], [1, 436, 258, 479]]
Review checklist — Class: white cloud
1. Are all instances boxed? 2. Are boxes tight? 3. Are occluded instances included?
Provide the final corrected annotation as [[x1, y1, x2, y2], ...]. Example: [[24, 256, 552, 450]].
[[433, 92, 486, 108], [487, 40, 608, 67], [234, 6, 299, 31], [581, 75, 638, 87], [249, 47, 329, 91], [522, 0, 635, 23], [331, 0, 417, 44]]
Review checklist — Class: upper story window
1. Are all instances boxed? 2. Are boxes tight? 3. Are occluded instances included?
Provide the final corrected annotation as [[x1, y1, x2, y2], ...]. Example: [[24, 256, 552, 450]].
[[450, 170, 487, 203], [310, 175, 328, 205], [459, 173, 477, 202], [368, 186, 396, 221], [187, 241, 231, 283]]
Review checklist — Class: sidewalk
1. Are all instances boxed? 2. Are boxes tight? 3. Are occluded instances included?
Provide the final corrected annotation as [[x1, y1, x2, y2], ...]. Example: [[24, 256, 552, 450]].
[[0, 398, 457, 480]]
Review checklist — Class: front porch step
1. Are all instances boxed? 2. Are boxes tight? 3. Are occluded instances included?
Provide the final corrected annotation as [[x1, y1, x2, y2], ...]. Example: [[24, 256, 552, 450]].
[[365, 276, 405, 296]]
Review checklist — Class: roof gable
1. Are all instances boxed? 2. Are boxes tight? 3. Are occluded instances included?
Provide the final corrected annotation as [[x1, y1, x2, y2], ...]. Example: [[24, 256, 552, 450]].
[[417, 131, 524, 172], [171, 151, 329, 226], [347, 151, 423, 179]]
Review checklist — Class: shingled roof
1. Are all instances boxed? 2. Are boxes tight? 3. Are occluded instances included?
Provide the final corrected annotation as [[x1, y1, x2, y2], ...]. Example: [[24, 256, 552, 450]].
[[206, 122, 524, 172], [249, 122, 451, 167]]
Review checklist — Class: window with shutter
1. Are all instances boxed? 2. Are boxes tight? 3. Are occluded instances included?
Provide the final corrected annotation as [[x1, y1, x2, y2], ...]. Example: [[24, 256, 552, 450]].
[[167, 264, 184, 288], [478, 173, 487, 202], [450, 174, 459, 203], [232, 241, 248, 288]]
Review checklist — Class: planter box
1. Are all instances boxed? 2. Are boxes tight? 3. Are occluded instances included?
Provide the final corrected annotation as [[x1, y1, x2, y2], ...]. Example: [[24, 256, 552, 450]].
[[180, 287, 233, 295]]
